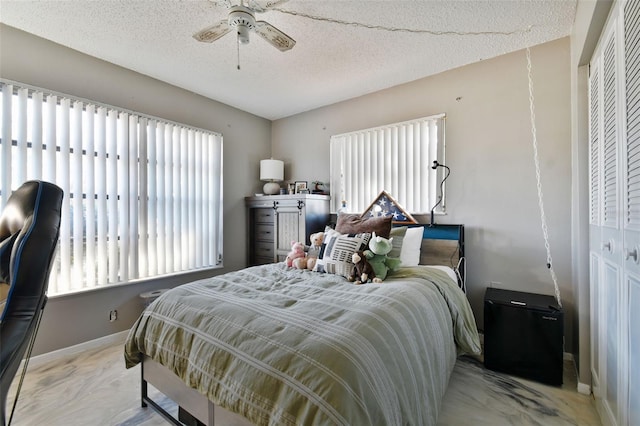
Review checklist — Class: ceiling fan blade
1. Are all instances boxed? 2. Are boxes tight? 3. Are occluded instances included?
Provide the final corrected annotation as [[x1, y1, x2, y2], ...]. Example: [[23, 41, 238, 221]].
[[247, 0, 289, 13], [254, 21, 295, 52], [193, 20, 231, 43]]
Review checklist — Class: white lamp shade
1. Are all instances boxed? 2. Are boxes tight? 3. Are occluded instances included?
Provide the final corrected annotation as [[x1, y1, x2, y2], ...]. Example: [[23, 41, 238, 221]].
[[260, 159, 284, 182]]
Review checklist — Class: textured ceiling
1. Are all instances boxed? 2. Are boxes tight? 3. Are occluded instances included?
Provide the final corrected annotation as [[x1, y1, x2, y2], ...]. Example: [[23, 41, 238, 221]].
[[0, 0, 577, 120]]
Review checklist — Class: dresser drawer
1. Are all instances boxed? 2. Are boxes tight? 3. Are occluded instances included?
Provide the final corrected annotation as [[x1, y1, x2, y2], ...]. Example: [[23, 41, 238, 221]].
[[255, 224, 274, 242], [254, 208, 274, 224], [254, 256, 275, 265], [254, 241, 274, 259]]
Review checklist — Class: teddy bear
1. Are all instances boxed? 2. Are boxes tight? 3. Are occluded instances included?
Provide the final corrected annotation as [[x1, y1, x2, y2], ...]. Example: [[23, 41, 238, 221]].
[[364, 232, 402, 281], [292, 256, 308, 269], [305, 231, 324, 270], [348, 250, 376, 284], [285, 241, 306, 268]]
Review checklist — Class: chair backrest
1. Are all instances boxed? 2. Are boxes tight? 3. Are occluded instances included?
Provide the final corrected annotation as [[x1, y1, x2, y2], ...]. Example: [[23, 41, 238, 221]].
[[0, 181, 63, 426]]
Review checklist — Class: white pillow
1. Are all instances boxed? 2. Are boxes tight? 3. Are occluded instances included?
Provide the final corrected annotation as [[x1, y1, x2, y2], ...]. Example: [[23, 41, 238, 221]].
[[400, 226, 423, 266], [388, 226, 407, 258]]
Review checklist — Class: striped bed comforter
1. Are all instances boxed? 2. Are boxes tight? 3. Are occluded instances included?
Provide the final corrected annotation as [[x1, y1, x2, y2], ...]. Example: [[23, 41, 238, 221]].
[[124, 263, 480, 426]]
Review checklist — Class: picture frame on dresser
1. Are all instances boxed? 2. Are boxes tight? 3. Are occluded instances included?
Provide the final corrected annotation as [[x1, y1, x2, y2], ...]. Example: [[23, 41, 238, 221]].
[[294, 181, 307, 194]]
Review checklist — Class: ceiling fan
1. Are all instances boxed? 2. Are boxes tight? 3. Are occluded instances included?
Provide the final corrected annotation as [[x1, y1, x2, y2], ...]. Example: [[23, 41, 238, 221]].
[[193, 0, 296, 52]]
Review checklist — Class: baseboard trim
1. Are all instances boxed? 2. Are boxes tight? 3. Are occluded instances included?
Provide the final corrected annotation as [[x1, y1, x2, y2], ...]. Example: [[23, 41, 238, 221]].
[[565, 352, 592, 395], [26, 330, 129, 369], [577, 381, 591, 395]]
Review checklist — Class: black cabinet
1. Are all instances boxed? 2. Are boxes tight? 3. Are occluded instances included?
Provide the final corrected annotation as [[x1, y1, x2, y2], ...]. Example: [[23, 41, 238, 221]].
[[484, 288, 564, 386]]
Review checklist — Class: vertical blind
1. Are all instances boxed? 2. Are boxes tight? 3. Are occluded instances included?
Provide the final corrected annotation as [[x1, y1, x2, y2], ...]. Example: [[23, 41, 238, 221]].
[[329, 114, 445, 213], [0, 81, 224, 296]]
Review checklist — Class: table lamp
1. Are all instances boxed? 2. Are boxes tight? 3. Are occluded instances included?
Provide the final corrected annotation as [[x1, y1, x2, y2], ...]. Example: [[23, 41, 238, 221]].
[[260, 159, 284, 195]]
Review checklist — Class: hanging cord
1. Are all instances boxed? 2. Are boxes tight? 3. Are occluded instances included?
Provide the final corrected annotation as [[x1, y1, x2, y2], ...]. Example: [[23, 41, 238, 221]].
[[7, 298, 47, 426], [526, 47, 562, 308], [455, 257, 466, 293]]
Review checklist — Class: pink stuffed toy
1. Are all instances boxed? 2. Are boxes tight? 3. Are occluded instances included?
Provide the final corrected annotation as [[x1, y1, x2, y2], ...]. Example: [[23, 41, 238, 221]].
[[285, 241, 306, 268]]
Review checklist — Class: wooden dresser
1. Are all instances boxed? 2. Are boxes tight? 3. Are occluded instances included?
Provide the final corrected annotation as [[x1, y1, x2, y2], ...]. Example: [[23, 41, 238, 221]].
[[245, 194, 330, 266]]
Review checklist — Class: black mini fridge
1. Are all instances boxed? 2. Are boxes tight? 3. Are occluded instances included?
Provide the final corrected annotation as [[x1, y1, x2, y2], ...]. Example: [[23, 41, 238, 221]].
[[484, 288, 564, 386]]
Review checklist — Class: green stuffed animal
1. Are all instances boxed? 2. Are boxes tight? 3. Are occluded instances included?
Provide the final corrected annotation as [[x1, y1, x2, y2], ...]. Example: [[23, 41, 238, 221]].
[[364, 232, 402, 282]]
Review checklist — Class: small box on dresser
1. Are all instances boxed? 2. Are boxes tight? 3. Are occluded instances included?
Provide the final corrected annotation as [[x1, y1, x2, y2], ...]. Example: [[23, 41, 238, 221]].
[[484, 288, 564, 386]]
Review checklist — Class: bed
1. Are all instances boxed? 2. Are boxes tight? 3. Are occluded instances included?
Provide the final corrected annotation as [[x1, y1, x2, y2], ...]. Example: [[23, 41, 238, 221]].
[[124, 223, 480, 426]]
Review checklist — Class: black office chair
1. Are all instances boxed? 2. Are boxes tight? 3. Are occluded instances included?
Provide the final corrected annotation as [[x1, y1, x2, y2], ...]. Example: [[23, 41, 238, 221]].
[[0, 181, 63, 426]]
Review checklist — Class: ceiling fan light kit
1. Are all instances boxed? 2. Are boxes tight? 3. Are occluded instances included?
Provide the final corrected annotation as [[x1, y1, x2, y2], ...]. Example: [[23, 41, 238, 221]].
[[228, 6, 255, 44]]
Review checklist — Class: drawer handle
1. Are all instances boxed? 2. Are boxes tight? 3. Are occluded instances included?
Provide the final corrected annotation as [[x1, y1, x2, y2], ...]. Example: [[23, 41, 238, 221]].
[[602, 240, 613, 253], [626, 247, 638, 262]]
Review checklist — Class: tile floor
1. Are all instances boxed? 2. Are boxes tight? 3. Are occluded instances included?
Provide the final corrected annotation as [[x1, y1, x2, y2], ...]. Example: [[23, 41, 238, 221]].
[[6, 338, 600, 425]]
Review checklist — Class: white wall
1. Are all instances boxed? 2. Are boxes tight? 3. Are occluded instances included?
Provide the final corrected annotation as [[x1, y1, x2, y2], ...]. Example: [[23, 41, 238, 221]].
[[1, 19, 599, 366], [272, 38, 575, 350], [0, 24, 272, 355]]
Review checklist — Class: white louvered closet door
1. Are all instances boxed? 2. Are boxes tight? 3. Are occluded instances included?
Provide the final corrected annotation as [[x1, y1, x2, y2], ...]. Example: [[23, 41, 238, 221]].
[[589, 51, 603, 413], [591, 19, 624, 426], [623, 1, 640, 424], [589, 1, 640, 425]]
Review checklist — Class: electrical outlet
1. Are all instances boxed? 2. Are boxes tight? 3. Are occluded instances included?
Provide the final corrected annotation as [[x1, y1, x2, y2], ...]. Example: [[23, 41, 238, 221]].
[[109, 310, 118, 322]]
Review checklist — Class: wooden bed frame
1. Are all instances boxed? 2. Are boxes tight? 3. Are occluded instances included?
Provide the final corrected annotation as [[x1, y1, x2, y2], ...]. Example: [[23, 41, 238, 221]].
[[139, 223, 465, 425]]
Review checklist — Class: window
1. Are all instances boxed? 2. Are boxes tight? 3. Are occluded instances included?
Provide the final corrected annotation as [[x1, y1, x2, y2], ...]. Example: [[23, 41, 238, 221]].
[[329, 114, 445, 214], [0, 80, 223, 296]]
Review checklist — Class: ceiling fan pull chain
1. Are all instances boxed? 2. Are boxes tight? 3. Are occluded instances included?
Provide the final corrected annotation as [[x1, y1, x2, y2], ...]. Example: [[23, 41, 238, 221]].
[[526, 47, 562, 308], [237, 37, 241, 70]]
